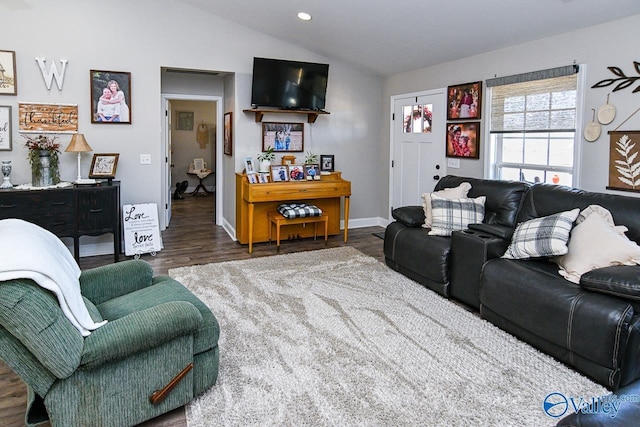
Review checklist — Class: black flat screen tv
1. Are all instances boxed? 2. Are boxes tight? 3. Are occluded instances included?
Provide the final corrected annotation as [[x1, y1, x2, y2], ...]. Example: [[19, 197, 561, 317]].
[[251, 57, 329, 110]]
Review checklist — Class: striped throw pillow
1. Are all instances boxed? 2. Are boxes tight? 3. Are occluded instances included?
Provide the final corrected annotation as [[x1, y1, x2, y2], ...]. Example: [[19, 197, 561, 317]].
[[502, 208, 580, 259], [428, 194, 486, 236]]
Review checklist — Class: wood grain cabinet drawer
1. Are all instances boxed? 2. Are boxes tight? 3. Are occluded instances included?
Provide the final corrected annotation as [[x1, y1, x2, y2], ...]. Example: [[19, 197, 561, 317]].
[[0, 191, 74, 235], [77, 189, 117, 234]]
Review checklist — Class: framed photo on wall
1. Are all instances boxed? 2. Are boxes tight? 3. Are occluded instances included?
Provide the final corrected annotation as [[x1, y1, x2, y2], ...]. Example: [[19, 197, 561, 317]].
[[607, 131, 640, 192], [262, 122, 304, 152], [176, 111, 194, 130], [89, 153, 120, 178], [90, 70, 131, 124], [0, 106, 11, 150], [224, 112, 232, 155], [0, 50, 17, 95], [447, 81, 482, 120], [446, 122, 480, 159]]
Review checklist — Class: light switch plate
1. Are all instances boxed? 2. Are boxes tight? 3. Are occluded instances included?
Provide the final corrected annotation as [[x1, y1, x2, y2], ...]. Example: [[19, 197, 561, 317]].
[[140, 154, 151, 165], [447, 158, 460, 169]]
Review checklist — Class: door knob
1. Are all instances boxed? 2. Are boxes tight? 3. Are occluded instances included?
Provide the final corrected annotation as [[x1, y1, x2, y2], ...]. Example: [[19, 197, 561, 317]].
[[433, 175, 440, 180]]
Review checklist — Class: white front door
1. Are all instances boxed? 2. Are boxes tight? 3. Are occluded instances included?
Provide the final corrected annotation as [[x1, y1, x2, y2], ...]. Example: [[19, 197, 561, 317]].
[[390, 89, 446, 214]]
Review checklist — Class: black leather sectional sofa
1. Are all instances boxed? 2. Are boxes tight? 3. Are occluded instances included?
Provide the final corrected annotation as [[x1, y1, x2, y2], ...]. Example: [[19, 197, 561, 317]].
[[384, 175, 640, 397]]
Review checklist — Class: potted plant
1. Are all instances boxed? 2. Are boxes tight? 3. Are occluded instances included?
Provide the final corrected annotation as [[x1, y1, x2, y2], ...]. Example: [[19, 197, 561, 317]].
[[23, 134, 61, 187], [304, 151, 318, 165], [257, 146, 275, 172]]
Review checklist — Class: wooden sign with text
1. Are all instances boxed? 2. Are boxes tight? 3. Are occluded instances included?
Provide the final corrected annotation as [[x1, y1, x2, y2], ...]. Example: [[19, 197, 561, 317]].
[[18, 102, 78, 133]]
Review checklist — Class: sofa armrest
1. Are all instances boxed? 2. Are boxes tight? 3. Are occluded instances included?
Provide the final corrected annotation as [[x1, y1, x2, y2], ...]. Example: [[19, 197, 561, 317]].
[[80, 260, 154, 305], [467, 223, 514, 240], [80, 301, 202, 370], [450, 229, 510, 309], [580, 265, 640, 301], [391, 206, 425, 227]]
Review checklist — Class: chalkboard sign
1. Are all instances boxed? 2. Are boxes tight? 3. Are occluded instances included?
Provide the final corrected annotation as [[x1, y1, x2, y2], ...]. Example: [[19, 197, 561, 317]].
[[122, 203, 163, 257]]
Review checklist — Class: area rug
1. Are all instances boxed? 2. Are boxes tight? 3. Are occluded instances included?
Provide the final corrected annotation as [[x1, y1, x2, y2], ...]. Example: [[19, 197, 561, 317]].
[[169, 247, 607, 426]]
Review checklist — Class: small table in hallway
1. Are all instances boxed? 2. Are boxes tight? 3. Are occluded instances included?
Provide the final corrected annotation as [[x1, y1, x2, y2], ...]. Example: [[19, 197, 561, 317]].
[[187, 169, 214, 195]]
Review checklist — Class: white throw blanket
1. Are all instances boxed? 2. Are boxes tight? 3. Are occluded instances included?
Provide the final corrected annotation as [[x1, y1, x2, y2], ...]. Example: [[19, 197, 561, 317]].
[[0, 219, 107, 336]]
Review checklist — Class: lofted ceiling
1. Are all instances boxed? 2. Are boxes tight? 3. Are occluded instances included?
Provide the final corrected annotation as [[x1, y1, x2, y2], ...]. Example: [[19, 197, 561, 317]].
[[178, 0, 640, 76]]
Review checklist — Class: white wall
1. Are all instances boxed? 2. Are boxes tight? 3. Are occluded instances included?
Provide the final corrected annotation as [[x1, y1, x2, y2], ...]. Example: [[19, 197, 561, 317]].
[[2, 0, 383, 254], [382, 14, 640, 218]]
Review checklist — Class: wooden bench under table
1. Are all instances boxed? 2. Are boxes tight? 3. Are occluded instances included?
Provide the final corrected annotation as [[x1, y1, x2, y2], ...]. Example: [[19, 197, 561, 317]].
[[267, 211, 328, 251]]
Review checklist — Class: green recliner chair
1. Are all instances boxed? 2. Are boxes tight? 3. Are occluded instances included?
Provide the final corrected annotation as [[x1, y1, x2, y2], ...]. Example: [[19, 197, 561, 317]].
[[0, 259, 220, 427]]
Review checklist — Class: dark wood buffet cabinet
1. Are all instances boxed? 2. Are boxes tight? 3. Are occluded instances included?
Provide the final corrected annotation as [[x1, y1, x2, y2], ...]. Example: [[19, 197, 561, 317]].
[[0, 182, 121, 262]]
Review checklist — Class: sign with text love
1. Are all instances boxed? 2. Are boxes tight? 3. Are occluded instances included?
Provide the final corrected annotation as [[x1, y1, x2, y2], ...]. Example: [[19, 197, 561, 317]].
[[123, 203, 163, 257], [18, 102, 78, 133]]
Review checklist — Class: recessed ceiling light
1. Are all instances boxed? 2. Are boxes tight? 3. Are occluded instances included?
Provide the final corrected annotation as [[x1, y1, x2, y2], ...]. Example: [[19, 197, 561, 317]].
[[297, 12, 312, 21]]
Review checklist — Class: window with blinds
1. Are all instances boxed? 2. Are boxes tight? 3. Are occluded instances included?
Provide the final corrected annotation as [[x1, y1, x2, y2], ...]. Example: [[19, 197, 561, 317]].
[[487, 66, 579, 186]]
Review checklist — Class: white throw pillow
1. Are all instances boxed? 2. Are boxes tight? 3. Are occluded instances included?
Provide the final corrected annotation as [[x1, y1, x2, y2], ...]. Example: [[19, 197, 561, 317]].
[[428, 194, 485, 236], [555, 208, 640, 283], [502, 208, 580, 260], [422, 182, 472, 228]]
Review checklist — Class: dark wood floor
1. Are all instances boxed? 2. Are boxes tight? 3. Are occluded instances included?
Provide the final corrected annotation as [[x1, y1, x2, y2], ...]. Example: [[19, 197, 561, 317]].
[[0, 193, 385, 427]]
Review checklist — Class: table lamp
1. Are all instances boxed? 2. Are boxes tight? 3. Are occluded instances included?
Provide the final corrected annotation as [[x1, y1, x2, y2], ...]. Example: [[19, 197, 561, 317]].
[[65, 134, 95, 184]]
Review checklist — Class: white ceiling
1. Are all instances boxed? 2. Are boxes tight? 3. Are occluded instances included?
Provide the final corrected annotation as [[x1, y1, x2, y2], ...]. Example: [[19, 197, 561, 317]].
[[178, 0, 640, 76]]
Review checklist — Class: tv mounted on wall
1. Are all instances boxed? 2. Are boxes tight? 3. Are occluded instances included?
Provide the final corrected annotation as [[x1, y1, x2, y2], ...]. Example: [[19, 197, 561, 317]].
[[250, 57, 329, 111]]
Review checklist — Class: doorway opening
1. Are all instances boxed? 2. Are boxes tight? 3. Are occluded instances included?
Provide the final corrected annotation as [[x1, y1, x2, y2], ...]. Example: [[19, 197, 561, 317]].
[[161, 94, 223, 229]]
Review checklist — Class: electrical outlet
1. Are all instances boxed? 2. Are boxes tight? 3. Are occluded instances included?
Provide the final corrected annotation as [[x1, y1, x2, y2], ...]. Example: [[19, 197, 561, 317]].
[[140, 154, 151, 165]]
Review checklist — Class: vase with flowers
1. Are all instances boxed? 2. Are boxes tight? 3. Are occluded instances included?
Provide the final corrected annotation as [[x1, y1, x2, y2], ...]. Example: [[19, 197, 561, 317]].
[[24, 134, 61, 187]]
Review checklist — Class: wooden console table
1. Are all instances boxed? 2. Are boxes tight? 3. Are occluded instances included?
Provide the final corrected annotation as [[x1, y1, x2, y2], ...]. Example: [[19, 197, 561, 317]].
[[236, 172, 350, 253], [0, 182, 121, 262]]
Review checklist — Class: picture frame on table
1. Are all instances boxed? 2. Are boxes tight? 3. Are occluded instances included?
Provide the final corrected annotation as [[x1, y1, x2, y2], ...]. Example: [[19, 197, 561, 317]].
[[258, 173, 270, 184], [304, 164, 320, 180], [90, 70, 131, 124], [262, 122, 304, 152], [192, 158, 205, 172], [270, 165, 289, 182], [247, 174, 258, 184], [281, 155, 296, 165], [446, 122, 480, 159], [288, 164, 305, 181], [320, 154, 334, 172], [224, 112, 232, 155], [0, 105, 11, 150], [244, 157, 256, 174], [447, 81, 482, 120], [89, 153, 119, 178], [0, 50, 17, 96]]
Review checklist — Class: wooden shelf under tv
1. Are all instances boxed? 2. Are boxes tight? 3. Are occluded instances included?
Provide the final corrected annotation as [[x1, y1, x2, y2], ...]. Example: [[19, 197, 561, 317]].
[[243, 108, 330, 124]]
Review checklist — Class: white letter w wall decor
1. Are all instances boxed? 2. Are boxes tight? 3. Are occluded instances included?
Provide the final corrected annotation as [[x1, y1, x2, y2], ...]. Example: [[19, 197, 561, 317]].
[[35, 57, 68, 90]]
